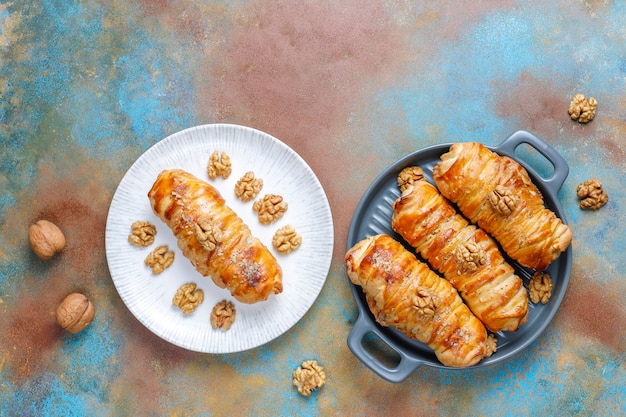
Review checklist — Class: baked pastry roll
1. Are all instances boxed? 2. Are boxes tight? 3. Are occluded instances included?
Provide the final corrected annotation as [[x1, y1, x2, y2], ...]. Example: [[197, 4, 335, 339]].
[[345, 234, 490, 368], [392, 167, 528, 332], [148, 169, 283, 303], [433, 142, 572, 271]]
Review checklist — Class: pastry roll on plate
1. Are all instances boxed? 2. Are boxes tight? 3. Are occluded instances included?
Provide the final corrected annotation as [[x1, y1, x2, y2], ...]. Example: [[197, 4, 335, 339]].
[[345, 234, 491, 368], [433, 142, 572, 271], [148, 169, 283, 303], [392, 167, 528, 333]]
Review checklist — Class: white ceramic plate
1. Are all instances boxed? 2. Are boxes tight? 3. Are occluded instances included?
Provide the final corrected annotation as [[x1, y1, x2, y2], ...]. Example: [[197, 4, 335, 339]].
[[105, 124, 334, 353]]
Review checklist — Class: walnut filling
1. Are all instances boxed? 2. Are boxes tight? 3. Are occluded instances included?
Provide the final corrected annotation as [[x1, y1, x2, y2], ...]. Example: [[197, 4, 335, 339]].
[[397, 166, 425, 192], [529, 272, 553, 304], [485, 334, 497, 357]]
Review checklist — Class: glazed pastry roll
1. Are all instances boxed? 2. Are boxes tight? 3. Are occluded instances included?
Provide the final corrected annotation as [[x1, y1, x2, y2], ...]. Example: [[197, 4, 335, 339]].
[[392, 167, 528, 332], [148, 169, 283, 303], [433, 142, 572, 271], [345, 234, 490, 368]]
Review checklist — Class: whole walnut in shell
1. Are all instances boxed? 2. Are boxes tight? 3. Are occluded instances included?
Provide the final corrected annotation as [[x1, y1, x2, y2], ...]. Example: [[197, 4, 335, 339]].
[[28, 220, 66, 260], [56, 293, 95, 334]]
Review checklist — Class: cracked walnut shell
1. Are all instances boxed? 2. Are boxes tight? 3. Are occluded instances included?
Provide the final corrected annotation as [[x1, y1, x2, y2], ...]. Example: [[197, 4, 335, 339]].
[[272, 225, 302, 254], [56, 293, 95, 334], [210, 300, 236, 331], [577, 179, 608, 210], [173, 283, 204, 314], [145, 245, 175, 274], [253, 194, 288, 225], [568, 94, 597, 123], [529, 272, 553, 304], [207, 150, 232, 180], [128, 221, 157, 247], [234, 171, 263, 202], [293, 360, 326, 396], [488, 185, 516, 215]]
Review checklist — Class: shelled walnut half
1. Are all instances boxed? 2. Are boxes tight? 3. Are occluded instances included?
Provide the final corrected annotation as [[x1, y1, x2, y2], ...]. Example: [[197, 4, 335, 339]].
[[488, 185, 516, 215], [577, 179, 608, 210], [234, 171, 263, 202], [144, 245, 175, 274], [253, 194, 288, 225], [207, 150, 232, 180], [128, 221, 157, 247], [568, 93, 597, 123], [272, 225, 302, 254], [293, 360, 326, 397], [173, 283, 204, 315], [210, 300, 236, 331]]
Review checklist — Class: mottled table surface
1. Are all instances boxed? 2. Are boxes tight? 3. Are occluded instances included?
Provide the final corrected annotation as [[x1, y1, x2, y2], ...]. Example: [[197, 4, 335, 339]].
[[1, 1, 624, 416]]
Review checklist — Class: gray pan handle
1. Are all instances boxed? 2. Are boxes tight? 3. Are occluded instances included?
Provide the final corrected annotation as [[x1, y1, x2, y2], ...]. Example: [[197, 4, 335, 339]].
[[493, 130, 569, 196], [347, 313, 425, 383]]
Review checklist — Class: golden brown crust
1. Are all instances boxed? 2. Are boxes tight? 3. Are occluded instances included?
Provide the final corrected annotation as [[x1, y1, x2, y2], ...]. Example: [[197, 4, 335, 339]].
[[391, 170, 528, 332], [148, 169, 283, 303], [345, 234, 488, 368], [433, 142, 572, 271]]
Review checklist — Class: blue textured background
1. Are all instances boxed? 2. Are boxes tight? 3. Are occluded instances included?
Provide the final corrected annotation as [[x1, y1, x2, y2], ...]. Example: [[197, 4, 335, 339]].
[[1, 1, 624, 416]]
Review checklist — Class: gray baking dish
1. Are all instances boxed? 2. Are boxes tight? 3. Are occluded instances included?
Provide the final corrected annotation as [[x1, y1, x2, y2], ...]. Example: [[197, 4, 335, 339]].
[[346, 130, 572, 383]]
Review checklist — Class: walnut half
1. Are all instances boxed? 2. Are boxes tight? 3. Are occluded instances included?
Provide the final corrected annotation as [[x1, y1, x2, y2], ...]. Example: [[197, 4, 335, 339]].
[[568, 93, 597, 123], [128, 221, 157, 247], [293, 360, 326, 396], [207, 150, 232, 180], [411, 289, 438, 316], [577, 178, 608, 210], [234, 171, 263, 202], [488, 185, 516, 215], [272, 225, 302, 254], [210, 300, 236, 331], [455, 241, 486, 272], [195, 219, 223, 251], [253, 194, 288, 225], [173, 283, 204, 315], [144, 245, 175, 274], [529, 272, 553, 304]]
